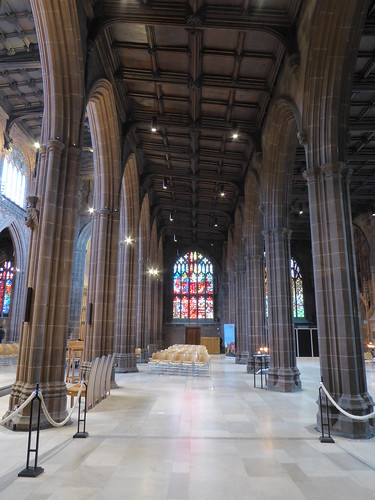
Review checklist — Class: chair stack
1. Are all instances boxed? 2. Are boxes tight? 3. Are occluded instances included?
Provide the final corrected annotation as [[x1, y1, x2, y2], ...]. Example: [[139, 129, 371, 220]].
[[66, 353, 115, 409], [149, 344, 210, 376], [0, 343, 19, 365]]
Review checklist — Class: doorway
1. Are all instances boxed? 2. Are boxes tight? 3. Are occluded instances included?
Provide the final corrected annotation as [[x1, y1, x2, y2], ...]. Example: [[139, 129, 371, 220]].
[[185, 327, 201, 345]]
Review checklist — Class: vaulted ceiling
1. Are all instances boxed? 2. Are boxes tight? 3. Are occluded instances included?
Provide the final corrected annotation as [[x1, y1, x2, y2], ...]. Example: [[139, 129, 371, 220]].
[[1, 0, 375, 262]]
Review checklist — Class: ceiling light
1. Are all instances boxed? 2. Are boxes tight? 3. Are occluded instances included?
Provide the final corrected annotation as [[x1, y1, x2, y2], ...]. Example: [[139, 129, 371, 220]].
[[34, 142, 40, 149], [151, 116, 157, 133], [125, 236, 134, 244], [372, 207, 375, 217], [214, 218, 218, 227], [219, 184, 225, 197], [163, 177, 168, 189], [299, 203, 303, 215], [174, 234, 177, 242], [88, 207, 94, 213], [231, 122, 239, 140], [169, 211, 174, 222]]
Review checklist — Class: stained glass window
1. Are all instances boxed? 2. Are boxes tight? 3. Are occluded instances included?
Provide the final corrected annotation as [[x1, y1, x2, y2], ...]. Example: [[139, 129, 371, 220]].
[[0, 260, 14, 317], [173, 251, 214, 319], [264, 257, 304, 319], [291, 258, 304, 318]]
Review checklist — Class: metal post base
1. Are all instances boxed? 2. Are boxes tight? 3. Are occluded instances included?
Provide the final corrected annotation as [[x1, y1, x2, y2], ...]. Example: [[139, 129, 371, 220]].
[[319, 436, 335, 444], [73, 431, 89, 438], [18, 466, 44, 478]]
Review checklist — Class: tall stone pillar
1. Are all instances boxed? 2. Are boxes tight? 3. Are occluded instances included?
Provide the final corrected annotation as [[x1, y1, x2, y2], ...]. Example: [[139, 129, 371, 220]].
[[68, 229, 90, 339], [148, 272, 159, 355], [234, 266, 249, 364], [246, 254, 266, 372], [304, 163, 374, 438], [263, 227, 301, 392], [6, 142, 82, 428], [115, 241, 138, 372], [137, 257, 150, 362], [84, 208, 120, 361]]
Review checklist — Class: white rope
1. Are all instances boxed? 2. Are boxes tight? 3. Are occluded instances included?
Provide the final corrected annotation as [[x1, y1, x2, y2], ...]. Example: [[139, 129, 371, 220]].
[[0, 391, 36, 427], [320, 382, 375, 421], [39, 380, 85, 427]]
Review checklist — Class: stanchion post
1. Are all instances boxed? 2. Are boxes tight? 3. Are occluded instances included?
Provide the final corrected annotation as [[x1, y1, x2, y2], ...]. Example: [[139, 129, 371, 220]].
[[319, 379, 335, 444], [18, 383, 45, 477], [73, 382, 89, 438]]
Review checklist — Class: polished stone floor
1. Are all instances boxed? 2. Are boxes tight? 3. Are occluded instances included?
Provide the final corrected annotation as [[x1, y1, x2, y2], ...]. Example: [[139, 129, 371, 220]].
[[1, 356, 375, 499]]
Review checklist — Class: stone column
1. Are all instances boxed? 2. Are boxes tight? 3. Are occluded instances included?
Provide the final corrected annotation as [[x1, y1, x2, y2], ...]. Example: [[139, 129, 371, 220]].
[[114, 241, 138, 372], [148, 274, 159, 355], [304, 163, 374, 438], [234, 266, 249, 364], [84, 208, 119, 361], [137, 257, 150, 362], [68, 236, 88, 339], [263, 227, 301, 392], [6, 142, 82, 429], [246, 254, 266, 373]]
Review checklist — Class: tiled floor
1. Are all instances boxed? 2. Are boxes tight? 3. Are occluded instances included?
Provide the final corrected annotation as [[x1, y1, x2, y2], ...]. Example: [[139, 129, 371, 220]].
[[1, 356, 375, 499]]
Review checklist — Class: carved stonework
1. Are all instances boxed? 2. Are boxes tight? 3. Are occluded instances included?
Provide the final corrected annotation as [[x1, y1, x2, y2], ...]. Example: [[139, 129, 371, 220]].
[[297, 130, 307, 147], [289, 52, 300, 74], [24, 195, 39, 230]]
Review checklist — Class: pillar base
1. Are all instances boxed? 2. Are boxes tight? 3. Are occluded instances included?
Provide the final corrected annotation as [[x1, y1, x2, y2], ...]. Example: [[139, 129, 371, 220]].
[[138, 348, 149, 363], [4, 381, 69, 432], [116, 353, 138, 373], [317, 391, 375, 439], [267, 367, 301, 392], [236, 351, 249, 364]]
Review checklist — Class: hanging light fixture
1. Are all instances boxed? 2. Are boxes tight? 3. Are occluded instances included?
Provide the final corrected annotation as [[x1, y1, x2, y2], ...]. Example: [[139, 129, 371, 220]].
[[299, 203, 303, 215], [219, 184, 225, 197], [151, 116, 157, 133], [162, 177, 168, 190], [169, 211, 174, 222], [214, 218, 218, 227], [174, 234, 177, 242]]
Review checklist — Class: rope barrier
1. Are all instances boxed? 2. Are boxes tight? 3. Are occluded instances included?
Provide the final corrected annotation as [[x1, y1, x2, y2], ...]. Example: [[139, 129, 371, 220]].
[[0, 391, 37, 427], [0, 380, 85, 428], [38, 380, 85, 427], [320, 382, 375, 421]]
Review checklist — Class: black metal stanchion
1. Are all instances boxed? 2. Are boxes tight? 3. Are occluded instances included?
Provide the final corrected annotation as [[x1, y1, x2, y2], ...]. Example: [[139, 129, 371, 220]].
[[319, 380, 335, 444], [73, 382, 88, 438], [18, 383, 45, 477]]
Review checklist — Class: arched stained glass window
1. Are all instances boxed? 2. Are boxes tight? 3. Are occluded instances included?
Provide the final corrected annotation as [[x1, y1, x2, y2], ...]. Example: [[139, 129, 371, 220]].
[[173, 251, 214, 319], [0, 260, 14, 317], [291, 257, 304, 318], [264, 257, 305, 319]]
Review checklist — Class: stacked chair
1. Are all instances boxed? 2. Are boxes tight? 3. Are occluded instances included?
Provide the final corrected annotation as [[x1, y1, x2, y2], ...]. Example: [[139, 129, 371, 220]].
[[149, 344, 210, 376], [0, 343, 19, 365]]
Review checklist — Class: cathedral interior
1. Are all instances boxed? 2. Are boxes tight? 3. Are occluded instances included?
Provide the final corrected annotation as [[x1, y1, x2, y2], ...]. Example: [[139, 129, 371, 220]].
[[1, 0, 375, 497]]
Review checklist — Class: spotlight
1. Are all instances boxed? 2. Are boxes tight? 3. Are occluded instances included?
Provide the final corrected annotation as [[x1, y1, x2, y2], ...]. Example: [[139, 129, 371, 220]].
[[34, 142, 40, 149], [162, 177, 168, 190], [124, 236, 134, 245], [231, 122, 239, 140], [169, 211, 174, 222], [219, 184, 225, 197], [214, 218, 218, 227], [372, 207, 375, 217], [174, 234, 177, 242], [88, 207, 94, 213], [299, 203, 303, 215], [151, 116, 157, 133]]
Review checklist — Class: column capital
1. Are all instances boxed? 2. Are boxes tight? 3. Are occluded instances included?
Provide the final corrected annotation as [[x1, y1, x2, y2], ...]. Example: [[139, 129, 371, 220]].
[[303, 162, 352, 182], [262, 227, 291, 241], [46, 139, 65, 154]]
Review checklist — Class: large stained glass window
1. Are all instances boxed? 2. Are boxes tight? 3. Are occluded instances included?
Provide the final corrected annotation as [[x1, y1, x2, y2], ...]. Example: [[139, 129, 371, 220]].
[[291, 257, 304, 318], [264, 257, 305, 319], [173, 251, 214, 319], [0, 260, 14, 317]]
